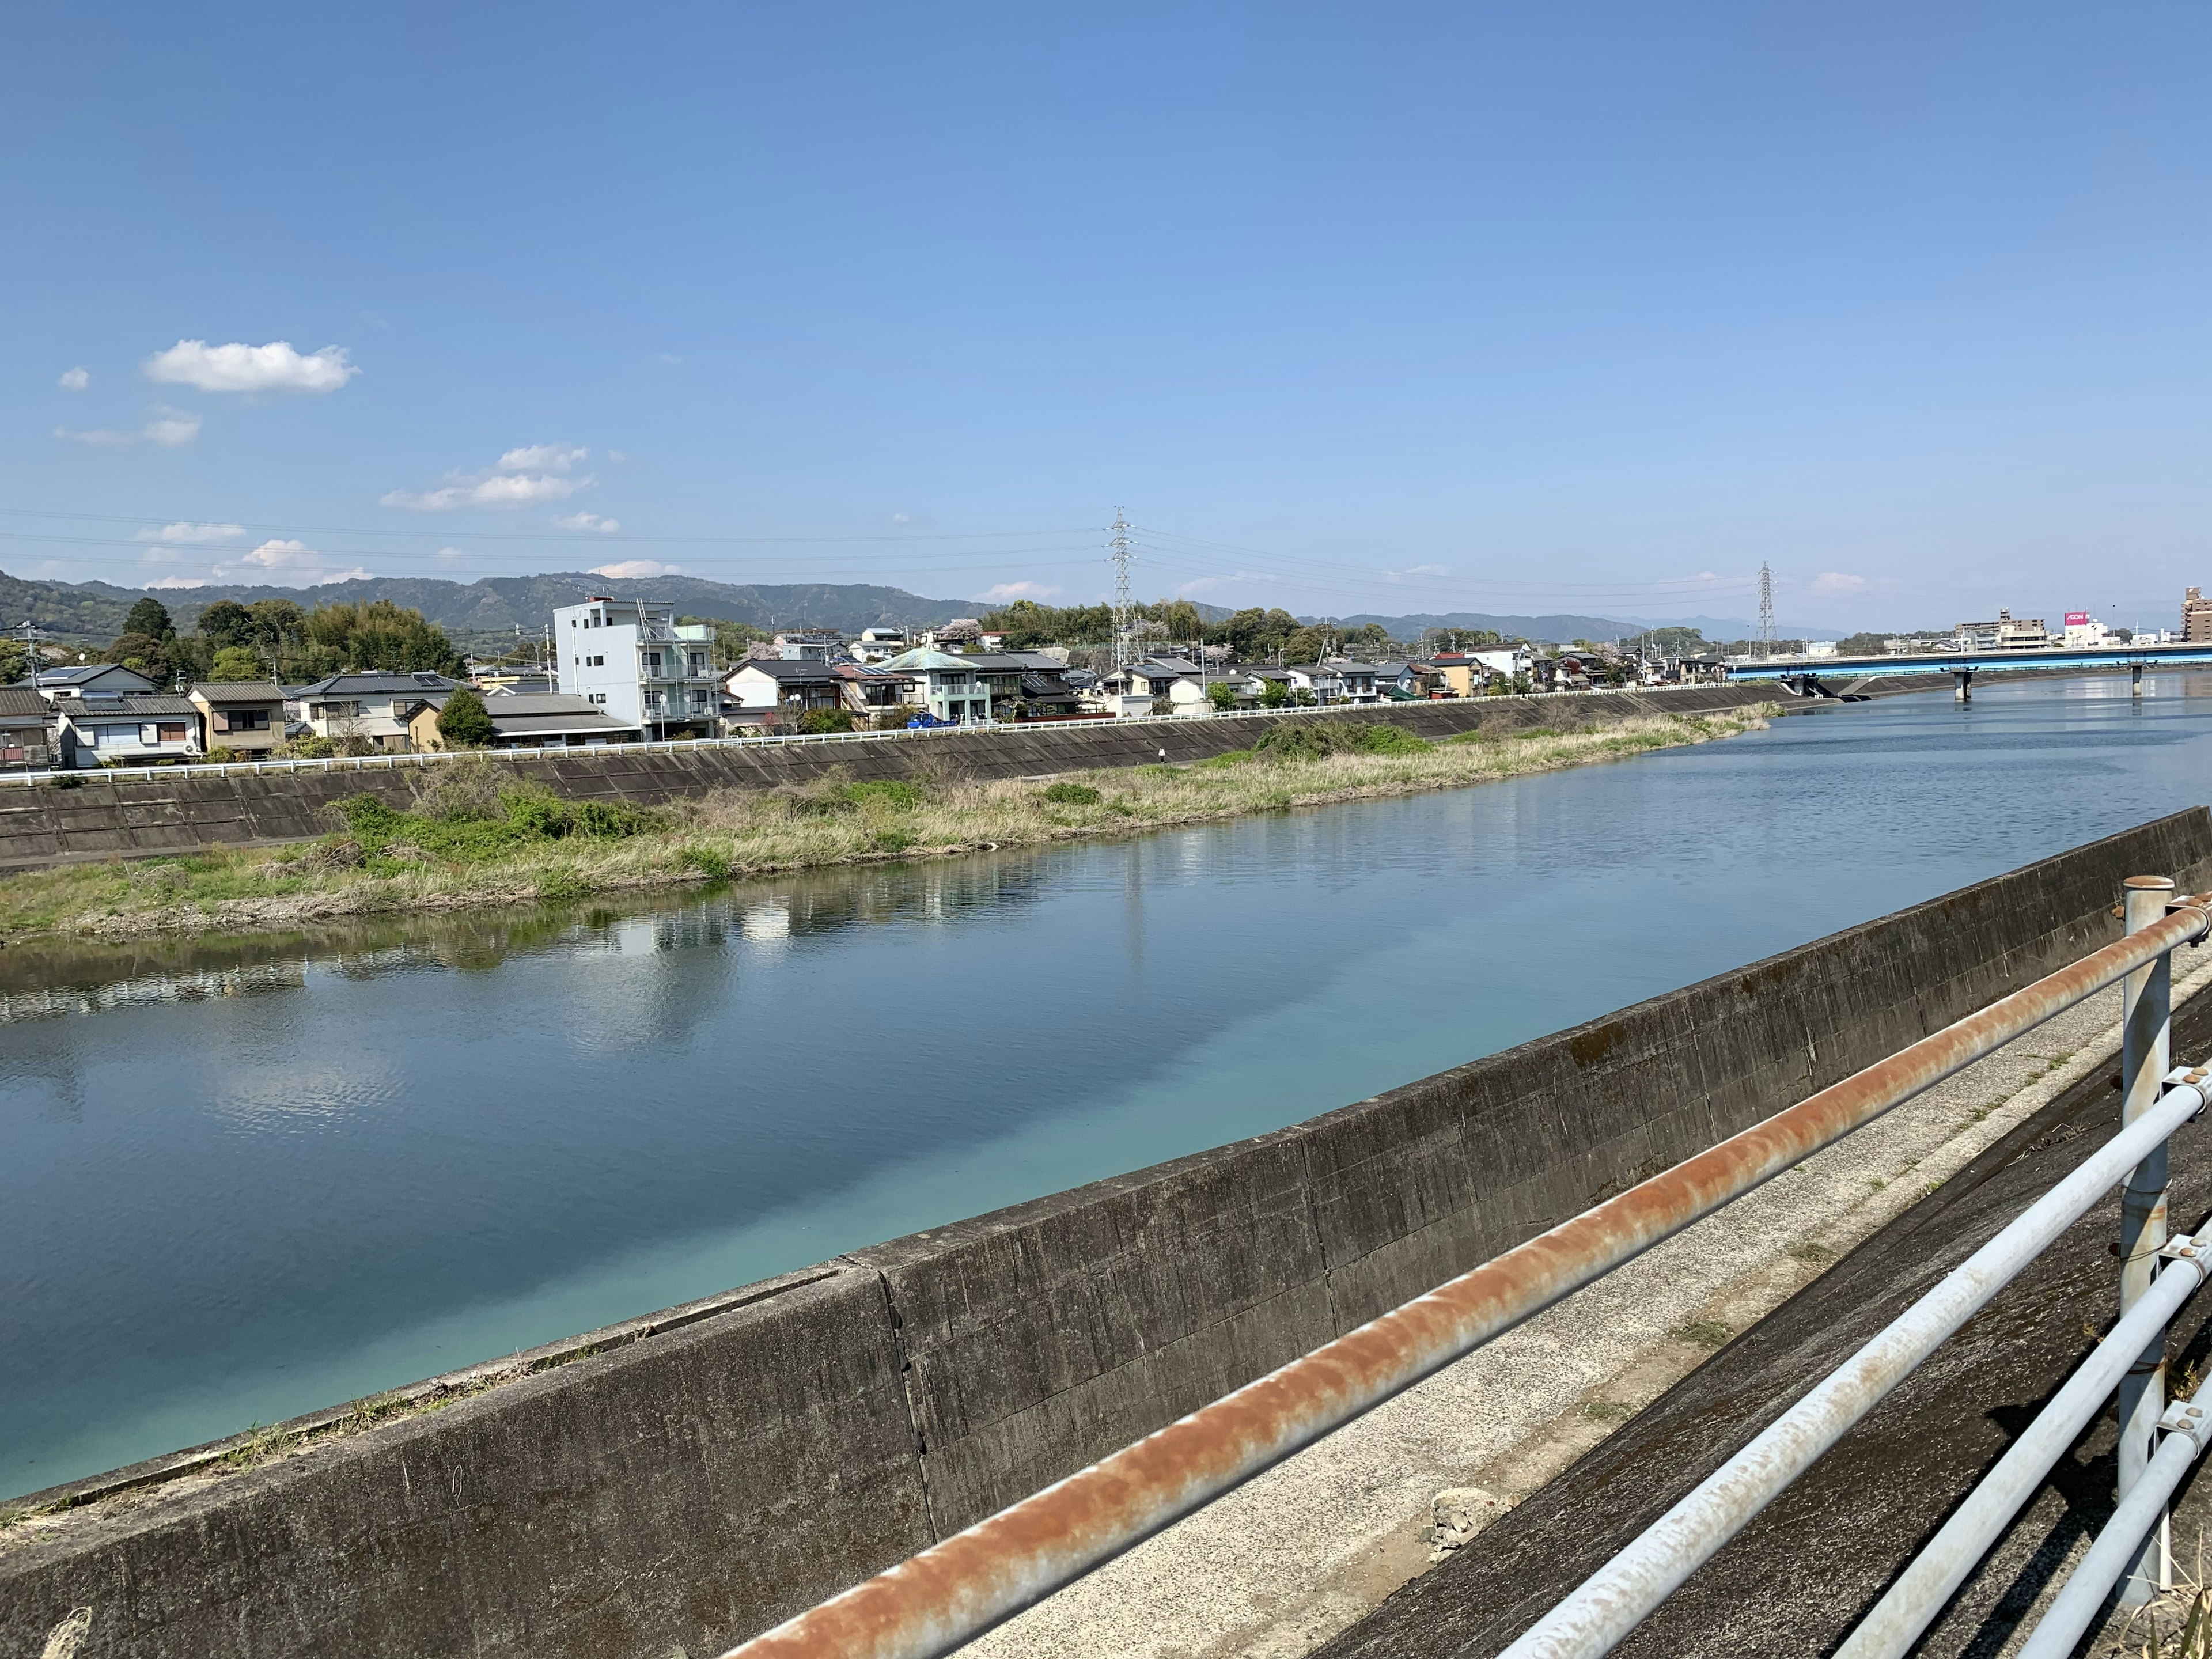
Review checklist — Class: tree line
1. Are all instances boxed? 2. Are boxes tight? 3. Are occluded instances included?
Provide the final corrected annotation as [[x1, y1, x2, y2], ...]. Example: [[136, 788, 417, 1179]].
[[88, 596, 465, 687]]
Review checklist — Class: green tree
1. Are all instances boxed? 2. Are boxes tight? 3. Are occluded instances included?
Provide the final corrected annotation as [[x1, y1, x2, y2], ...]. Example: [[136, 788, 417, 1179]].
[[208, 646, 265, 681], [123, 597, 176, 641], [437, 688, 495, 748], [108, 631, 175, 682], [0, 638, 31, 684], [1260, 678, 1291, 708], [197, 601, 257, 651], [1834, 632, 1888, 657], [301, 600, 464, 676], [1206, 680, 1238, 710]]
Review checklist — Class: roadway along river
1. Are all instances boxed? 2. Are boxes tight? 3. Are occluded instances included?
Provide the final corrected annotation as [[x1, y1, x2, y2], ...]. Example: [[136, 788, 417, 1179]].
[[6, 675, 2212, 1497]]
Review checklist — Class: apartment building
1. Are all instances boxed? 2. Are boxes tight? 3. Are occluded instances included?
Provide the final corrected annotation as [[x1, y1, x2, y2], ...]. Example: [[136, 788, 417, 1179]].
[[554, 597, 719, 737]]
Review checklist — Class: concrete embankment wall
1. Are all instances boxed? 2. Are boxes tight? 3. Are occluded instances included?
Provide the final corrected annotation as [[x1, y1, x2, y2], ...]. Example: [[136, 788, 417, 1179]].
[[0, 684, 1770, 869], [12, 805, 2197, 1659]]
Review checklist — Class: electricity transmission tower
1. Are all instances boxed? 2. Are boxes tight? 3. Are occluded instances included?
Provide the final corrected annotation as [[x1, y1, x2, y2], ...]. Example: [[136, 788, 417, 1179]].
[[1756, 562, 1776, 658], [1110, 508, 1135, 668]]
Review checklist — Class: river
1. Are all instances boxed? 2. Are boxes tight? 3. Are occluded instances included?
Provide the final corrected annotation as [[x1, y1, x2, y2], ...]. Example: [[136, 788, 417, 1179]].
[[6, 675, 2212, 1497]]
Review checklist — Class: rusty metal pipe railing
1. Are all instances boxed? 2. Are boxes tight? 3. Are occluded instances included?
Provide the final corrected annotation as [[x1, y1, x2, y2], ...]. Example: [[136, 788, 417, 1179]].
[[722, 897, 2212, 1659]]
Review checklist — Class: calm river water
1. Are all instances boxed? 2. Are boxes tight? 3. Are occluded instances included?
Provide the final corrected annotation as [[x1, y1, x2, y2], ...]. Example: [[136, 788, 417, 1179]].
[[7, 676, 2212, 1495]]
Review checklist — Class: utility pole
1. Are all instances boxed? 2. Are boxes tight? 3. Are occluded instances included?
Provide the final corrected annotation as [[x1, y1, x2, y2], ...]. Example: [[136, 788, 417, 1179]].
[[1110, 508, 1135, 669], [1757, 562, 1777, 660]]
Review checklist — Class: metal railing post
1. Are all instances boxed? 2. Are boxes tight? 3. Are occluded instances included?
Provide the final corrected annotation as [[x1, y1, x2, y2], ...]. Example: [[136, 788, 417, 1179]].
[[2120, 873, 2176, 1604]]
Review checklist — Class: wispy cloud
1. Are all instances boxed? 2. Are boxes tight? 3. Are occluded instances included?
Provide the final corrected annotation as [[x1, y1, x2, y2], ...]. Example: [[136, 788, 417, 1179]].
[[382, 445, 594, 511], [135, 522, 244, 543], [144, 339, 358, 395], [1387, 563, 1450, 581], [139, 537, 376, 587], [588, 559, 681, 579], [979, 580, 1062, 603], [57, 366, 89, 391], [1810, 571, 1869, 596], [551, 511, 621, 532], [144, 575, 209, 589], [54, 408, 202, 448]]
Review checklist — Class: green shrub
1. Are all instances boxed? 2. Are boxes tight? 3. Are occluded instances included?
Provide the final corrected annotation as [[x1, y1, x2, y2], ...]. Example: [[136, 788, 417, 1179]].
[[1040, 781, 1101, 805], [842, 779, 925, 810], [872, 828, 916, 853], [681, 844, 733, 880], [437, 689, 496, 748], [339, 794, 408, 841], [799, 708, 858, 734], [1205, 681, 1238, 710], [1196, 750, 1253, 768], [1250, 722, 1433, 762]]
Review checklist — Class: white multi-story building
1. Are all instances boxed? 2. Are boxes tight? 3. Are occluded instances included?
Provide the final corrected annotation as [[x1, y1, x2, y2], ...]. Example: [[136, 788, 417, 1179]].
[[554, 597, 719, 737]]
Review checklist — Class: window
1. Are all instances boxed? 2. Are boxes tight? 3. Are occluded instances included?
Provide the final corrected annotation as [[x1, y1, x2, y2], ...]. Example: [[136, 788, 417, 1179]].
[[225, 709, 269, 732], [589, 692, 607, 705], [157, 722, 188, 744], [687, 652, 708, 677], [642, 652, 664, 677]]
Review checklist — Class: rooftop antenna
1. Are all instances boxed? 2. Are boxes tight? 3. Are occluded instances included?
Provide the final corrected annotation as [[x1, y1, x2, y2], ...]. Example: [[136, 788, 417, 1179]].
[[1110, 508, 1134, 669], [1757, 562, 1776, 659]]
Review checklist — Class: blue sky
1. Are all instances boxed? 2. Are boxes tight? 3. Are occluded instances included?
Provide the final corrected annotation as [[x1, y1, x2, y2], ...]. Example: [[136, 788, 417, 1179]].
[[3, 2, 2207, 634]]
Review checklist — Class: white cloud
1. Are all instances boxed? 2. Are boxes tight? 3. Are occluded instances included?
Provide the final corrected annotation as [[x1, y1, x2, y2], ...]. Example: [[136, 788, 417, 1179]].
[[1388, 564, 1450, 580], [184, 538, 376, 586], [57, 366, 89, 391], [551, 510, 621, 532], [135, 521, 244, 543], [55, 410, 201, 448], [1810, 571, 1869, 596], [607, 450, 628, 463], [144, 575, 210, 589], [891, 512, 911, 524], [497, 444, 588, 475], [588, 559, 681, 579], [979, 580, 1062, 603], [435, 546, 468, 563], [382, 444, 596, 510], [143, 339, 358, 395], [142, 410, 202, 447]]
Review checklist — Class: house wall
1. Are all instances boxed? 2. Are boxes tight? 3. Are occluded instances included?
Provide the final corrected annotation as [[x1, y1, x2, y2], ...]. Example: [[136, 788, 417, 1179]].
[[0, 684, 1775, 868]]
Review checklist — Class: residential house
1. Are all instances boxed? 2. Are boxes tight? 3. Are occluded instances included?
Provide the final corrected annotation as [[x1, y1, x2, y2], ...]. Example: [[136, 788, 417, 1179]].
[[56, 694, 204, 768], [835, 662, 919, 721], [469, 667, 557, 695], [0, 687, 53, 768], [1097, 657, 1207, 717], [407, 693, 643, 751], [555, 597, 719, 737], [1953, 609, 2052, 652], [775, 631, 843, 662], [850, 628, 909, 664], [876, 648, 993, 724], [29, 663, 160, 702], [189, 682, 286, 756], [1328, 662, 1382, 704], [1281, 664, 1346, 704], [293, 671, 460, 750], [724, 658, 849, 729]]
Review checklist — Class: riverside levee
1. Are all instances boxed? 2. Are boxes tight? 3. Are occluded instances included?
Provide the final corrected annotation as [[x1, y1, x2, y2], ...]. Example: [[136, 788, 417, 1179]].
[[7, 809, 2208, 1659], [0, 684, 1767, 868]]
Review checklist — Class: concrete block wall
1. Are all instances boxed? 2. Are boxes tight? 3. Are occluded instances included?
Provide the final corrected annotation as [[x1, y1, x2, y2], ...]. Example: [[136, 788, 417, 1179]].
[[0, 685, 1770, 869], [13, 762, 2180, 1659]]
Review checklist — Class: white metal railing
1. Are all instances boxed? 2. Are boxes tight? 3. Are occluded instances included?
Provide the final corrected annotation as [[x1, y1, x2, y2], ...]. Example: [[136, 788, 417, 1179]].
[[0, 682, 1723, 787], [1499, 878, 2207, 1659]]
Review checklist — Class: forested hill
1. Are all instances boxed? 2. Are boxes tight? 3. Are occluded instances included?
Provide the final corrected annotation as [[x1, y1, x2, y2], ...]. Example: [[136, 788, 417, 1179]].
[[0, 570, 984, 644]]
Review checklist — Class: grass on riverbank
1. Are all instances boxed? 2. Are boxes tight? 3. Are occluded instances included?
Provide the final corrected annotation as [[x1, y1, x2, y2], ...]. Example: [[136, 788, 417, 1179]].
[[0, 709, 1768, 941]]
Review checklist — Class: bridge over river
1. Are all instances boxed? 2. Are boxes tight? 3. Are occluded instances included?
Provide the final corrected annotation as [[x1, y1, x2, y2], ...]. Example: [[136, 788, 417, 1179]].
[[1729, 639, 2212, 699]]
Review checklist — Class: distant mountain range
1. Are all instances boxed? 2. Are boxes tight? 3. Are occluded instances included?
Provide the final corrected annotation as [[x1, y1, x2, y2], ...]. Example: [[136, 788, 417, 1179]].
[[0, 570, 986, 645], [1325, 610, 1776, 641], [0, 567, 1830, 650]]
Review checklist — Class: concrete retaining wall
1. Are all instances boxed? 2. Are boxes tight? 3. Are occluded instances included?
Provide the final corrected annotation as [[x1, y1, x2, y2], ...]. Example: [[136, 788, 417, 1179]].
[[12, 804, 2199, 1659], [0, 685, 1770, 869]]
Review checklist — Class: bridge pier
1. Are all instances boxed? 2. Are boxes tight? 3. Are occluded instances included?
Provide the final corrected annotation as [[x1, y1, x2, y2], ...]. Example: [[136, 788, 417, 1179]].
[[2134, 662, 2146, 698], [1953, 668, 1974, 703]]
